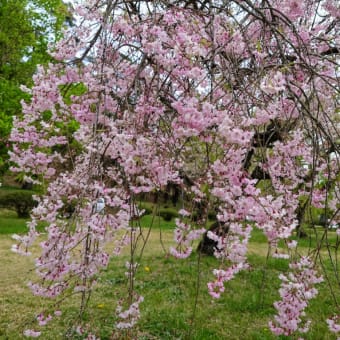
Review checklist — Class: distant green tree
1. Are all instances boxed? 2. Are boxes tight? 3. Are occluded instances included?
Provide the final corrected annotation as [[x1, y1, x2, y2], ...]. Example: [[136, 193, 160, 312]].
[[0, 0, 68, 174]]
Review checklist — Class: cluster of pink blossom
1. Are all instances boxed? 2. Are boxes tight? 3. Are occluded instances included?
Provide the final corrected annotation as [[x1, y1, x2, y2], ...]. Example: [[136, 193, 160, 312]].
[[75, 325, 100, 340], [170, 218, 205, 259], [208, 264, 246, 299], [37, 313, 53, 326], [116, 295, 144, 330], [23, 329, 41, 338], [269, 256, 324, 336], [326, 315, 340, 337]]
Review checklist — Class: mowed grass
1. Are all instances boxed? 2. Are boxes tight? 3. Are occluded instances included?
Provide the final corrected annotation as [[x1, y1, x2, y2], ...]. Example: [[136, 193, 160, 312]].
[[0, 209, 30, 234], [1, 208, 340, 339]]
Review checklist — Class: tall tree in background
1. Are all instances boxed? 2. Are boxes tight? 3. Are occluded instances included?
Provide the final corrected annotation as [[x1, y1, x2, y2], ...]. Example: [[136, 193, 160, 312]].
[[9, 0, 340, 338], [0, 0, 68, 174]]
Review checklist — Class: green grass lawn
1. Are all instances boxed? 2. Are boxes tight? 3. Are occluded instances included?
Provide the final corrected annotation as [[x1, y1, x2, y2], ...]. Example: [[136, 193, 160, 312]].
[[1, 207, 339, 339], [0, 209, 29, 234], [0, 208, 47, 234]]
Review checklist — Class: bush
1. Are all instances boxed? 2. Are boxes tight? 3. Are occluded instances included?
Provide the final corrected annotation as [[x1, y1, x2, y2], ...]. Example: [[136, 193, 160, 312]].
[[0, 190, 36, 218], [159, 208, 178, 221]]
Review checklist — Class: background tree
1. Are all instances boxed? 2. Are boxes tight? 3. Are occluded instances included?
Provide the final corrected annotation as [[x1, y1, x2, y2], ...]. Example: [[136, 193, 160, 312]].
[[9, 0, 340, 338], [0, 0, 68, 175]]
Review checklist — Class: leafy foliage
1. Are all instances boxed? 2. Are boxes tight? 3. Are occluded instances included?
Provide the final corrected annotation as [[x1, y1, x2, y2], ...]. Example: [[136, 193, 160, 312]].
[[0, 0, 69, 174], [0, 189, 36, 218], [159, 208, 179, 221]]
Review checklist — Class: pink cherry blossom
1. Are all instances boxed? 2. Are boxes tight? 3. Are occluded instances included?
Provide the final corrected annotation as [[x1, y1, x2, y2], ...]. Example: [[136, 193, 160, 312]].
[[23, 329, 41, 338]]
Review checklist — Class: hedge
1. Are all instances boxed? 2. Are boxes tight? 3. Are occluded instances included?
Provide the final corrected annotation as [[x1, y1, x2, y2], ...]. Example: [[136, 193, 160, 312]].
[[0, 190, 36, 218]]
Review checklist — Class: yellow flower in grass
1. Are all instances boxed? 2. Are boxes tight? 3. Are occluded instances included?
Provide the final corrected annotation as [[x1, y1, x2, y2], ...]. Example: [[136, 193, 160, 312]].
[[144, 266, 150, 272], [97, 303, 105, 309]]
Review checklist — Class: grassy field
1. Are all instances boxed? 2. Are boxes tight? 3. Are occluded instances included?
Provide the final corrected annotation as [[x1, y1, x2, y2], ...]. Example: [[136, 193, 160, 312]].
[[0, 207, 339, 339], [0, 209, 29, 234]]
